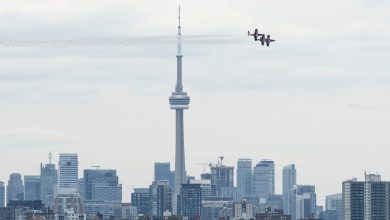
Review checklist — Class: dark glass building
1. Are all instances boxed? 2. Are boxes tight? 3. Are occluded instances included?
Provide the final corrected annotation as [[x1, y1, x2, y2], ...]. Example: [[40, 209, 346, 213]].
[[178, 183, 202, 220]]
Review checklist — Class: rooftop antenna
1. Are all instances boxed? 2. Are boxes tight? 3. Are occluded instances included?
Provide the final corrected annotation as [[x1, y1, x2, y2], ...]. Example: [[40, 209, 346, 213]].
[[48, 152, 52, 164]]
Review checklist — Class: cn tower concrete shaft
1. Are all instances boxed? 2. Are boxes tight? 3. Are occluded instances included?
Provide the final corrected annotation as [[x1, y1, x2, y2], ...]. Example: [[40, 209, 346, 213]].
[[169, 6, 190, 214]]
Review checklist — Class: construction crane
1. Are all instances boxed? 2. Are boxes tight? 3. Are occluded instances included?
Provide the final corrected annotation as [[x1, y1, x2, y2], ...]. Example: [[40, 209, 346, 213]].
[[197, 163, 210, 174], [92, 165, 101, 170]]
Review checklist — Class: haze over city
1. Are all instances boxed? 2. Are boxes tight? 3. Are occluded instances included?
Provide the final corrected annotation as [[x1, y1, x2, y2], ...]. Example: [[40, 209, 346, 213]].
[[1, 0, 390, 207]]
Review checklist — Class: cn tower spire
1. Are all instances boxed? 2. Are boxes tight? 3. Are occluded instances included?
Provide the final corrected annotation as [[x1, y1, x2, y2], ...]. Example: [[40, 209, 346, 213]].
[[169, 5, 190, 214]]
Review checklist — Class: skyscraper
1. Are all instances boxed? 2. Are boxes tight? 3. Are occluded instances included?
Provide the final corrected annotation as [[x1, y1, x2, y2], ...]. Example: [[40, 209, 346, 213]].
[[41, 155, 58, 208], [253, 160, 275, 201], [83, 169, 121, 203], [58, 153, 78, 193], [7, 173, 24, 203], [343, 173, 390, 220], [283, 164, 296, 215], [178, 183, 202, 220], [154, 162, 174, 186], [131, 188, 150, 216], [0, 181, 5, 207], [237, 159, 252, 199], [169, 6, 190, 214], [325, 193, 342, 220], [149, 180, 172, 217], [24, 175, 41, 200], [293, 185, 316, 220]]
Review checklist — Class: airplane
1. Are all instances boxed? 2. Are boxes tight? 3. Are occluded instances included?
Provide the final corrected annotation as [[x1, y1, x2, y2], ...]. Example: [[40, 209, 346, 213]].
[[258, 34, 275, 47], [248, 29, 275, 46], [247, 29, 263, 41]]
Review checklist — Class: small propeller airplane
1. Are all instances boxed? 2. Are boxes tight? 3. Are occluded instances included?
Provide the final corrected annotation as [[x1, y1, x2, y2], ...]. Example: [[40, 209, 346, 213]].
[[248, 29, 275, 47]]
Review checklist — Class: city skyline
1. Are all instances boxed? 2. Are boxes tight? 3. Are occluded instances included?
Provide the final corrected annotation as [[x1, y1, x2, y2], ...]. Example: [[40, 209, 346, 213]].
[[0, 0, 390, 208]]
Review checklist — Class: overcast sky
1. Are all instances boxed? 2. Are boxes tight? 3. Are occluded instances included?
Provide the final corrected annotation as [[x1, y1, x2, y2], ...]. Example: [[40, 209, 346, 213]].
[[0, 0, 390, 205]]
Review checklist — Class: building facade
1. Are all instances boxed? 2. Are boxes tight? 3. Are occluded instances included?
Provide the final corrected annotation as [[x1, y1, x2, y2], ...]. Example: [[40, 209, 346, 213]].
[[24, 175, 42, 200], [343, 173, 390, 220], [282, 164, 296, 216], [149, 180, 172, 218], [6, 173, 24, 203], [131, 188, 150, 217], [210, 164, 234, 199], [83, 169, 121, 202], [178, 183, 202, 219], [154, 162, 174, 187], [253, 160, 275, 201], [237, 159, 252, 200], [0, 181, 5, 207], [41, 162, 58, 208], [293, 185, 316, 220], [58, 153, 78, 193]]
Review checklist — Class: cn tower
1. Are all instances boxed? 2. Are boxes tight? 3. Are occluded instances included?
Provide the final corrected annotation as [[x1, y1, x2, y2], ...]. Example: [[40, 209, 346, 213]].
[[169, 6, 190, 214]]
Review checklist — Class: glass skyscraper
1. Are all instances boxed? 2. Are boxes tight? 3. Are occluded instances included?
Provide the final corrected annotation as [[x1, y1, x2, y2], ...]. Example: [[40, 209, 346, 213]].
[[237, 159, 252, 199], [24, 175, 41, 200], [154, 162, 174, 187], [253, 160, 275, 201], [41, 162, 58, 208], [7, 173, 24, 203], [58, 153, 78, 193], [83, 169, 121, 203], [210, 164, 234, 199], [283, 164, 296, 215]]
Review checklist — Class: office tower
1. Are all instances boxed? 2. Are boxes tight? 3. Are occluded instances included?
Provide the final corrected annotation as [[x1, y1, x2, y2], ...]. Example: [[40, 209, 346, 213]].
[[0, 181, 5, 207], [210, 163, 234, 199], [131, 188, 150, 216], [343, 173, 390, 220], [24, 175, 41, 200], [237, 159, 252, 199], [325, 193, 342, 220], [293, 185, 316, 220], [154, 162, 174, 186], [58, 153, 78, 193], [149, 180, 172, 217], [253, 160, 275, 201], [40, 154, 58, 208], [233, 199, 254, 219], [7, 173, 24, 203], [83, 169, 121, 203], [169, 7, 190, 214], [178, 183, 202, 219], [283, 164, 296, 215]]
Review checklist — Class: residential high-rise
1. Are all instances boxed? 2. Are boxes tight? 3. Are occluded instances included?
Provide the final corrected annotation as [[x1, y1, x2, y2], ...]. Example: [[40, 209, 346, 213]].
[[58, 153, 78, 193], [237, 159, 252, 199], [210, 164, 234, 199], [149, 180, 172, 217], [178, 183, 202, 220], [53, 193, 85, 218], [343, 173, 390, 220], [7, 173, 24, 203], [154, 162, 174, 186], [24, 175, 41, 200], [131, 188, 150, 217], [0, 181, 5, 207], [40, 155, 58, 208], [293, 185, 316, 220], [83, 169, 121, 203], [169, 6, 190, 214], [78, 178, 84, 199], [283, 164, 296, 216], [253, 160, 275, 201]]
